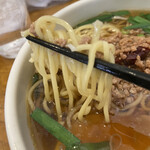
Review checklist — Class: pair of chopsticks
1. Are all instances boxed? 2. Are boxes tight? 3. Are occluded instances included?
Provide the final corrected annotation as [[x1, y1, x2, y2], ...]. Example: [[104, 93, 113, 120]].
[[26, 35, 150, 90]]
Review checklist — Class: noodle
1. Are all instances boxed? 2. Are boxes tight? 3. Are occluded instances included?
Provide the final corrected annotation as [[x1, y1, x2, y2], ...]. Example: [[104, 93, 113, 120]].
[[66, 105, 81, 128], [121, 93, 143, 110], [24, 15, 115, 123], [28, 79, 43, 111], [117, 108, 136, 116], [43, 99, 52, 114], [111, 93, 144, 115], [141, 95, 150, 111]]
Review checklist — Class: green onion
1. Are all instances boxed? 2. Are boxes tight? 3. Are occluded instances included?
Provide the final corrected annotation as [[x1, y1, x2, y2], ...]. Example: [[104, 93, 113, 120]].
[[75, 14, 113, 27], [111, 10, 130, 16], [32, 73, 39, 84], [75, 10, 130, 28], [31, 108, 110, 150], [66, 142, 110, 150], [125, 14, 150, 34], [133, 16, 150, 24], [31, 108, 80, 148], [128, 16, 138, 25], [124, 22, 150, 30], [143, 28, 150, 34], [140, 14, 150, 21], [145, 14, 150, 20]]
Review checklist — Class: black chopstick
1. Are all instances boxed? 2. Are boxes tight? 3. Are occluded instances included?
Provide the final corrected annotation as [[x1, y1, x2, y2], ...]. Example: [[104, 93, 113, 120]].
[[26, 35, 150, 90]]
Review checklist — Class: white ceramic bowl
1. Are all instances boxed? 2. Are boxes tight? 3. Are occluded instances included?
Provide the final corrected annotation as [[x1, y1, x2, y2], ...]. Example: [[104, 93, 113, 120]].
[[5, 0, 150, 149]]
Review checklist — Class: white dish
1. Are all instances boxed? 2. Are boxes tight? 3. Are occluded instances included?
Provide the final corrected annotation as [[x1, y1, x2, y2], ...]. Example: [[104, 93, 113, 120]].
[[5, 0, 150, 149]]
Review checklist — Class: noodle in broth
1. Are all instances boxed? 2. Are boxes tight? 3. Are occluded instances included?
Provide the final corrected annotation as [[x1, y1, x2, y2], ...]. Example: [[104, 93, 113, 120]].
[[23, 10, 150, 150]]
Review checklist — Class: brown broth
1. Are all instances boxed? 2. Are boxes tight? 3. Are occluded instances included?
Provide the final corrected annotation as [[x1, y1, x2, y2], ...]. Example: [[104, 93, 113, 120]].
[[70, 113, 150, 150], [29, 116, 57, 150], [28, 110, 150, 150]]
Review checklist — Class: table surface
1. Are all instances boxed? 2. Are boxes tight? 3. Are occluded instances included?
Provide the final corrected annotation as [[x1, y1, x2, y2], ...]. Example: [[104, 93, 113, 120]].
[[0, 0, 78, 149]]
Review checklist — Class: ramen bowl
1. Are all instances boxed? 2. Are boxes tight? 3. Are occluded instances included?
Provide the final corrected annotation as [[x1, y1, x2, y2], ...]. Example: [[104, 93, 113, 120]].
[[5, 0, 150, 149]]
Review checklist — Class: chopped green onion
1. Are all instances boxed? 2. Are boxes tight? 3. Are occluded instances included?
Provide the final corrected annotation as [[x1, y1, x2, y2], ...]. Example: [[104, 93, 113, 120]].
[[140, 14, 150, 21], [80, 142, 110, 150], [75, 10, 130, 28], [111, 10, 130, 16], [124, 22, 150, 30], [143, 28, 150, 34], [75, 14, 113, 27], [125, 14, 150, 34], [66, 142, 110, 150], [133, 16, 150, 24], [32, 73, 39, 84], [31, 108, 110, 150], [128, 16, 138, 25], [31, 108, 80, 148], [145, 14, 150, 20]]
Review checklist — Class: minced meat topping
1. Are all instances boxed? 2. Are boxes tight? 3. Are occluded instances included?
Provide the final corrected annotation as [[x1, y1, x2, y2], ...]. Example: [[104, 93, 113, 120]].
[[101, 32, 150, 108]]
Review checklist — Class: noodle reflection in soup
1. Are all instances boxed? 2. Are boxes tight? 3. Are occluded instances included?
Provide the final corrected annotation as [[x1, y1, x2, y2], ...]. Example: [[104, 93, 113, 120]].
[[23, 10, 150, 150]]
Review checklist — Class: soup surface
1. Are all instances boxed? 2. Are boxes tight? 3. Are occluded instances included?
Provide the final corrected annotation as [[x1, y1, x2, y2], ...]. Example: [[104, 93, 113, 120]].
[[29, 111, 150, 150], [27, 10, 150, 150]]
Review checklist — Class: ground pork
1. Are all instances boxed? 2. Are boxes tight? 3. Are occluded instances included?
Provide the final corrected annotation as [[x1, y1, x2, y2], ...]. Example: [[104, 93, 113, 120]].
[[101, 32, 150, 108], [79, 36, 92, 44], [101, 33, 150, 73], [29, 23, 38, 37], [111, 77, 149, 108], [54, 39, 67, 47]]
